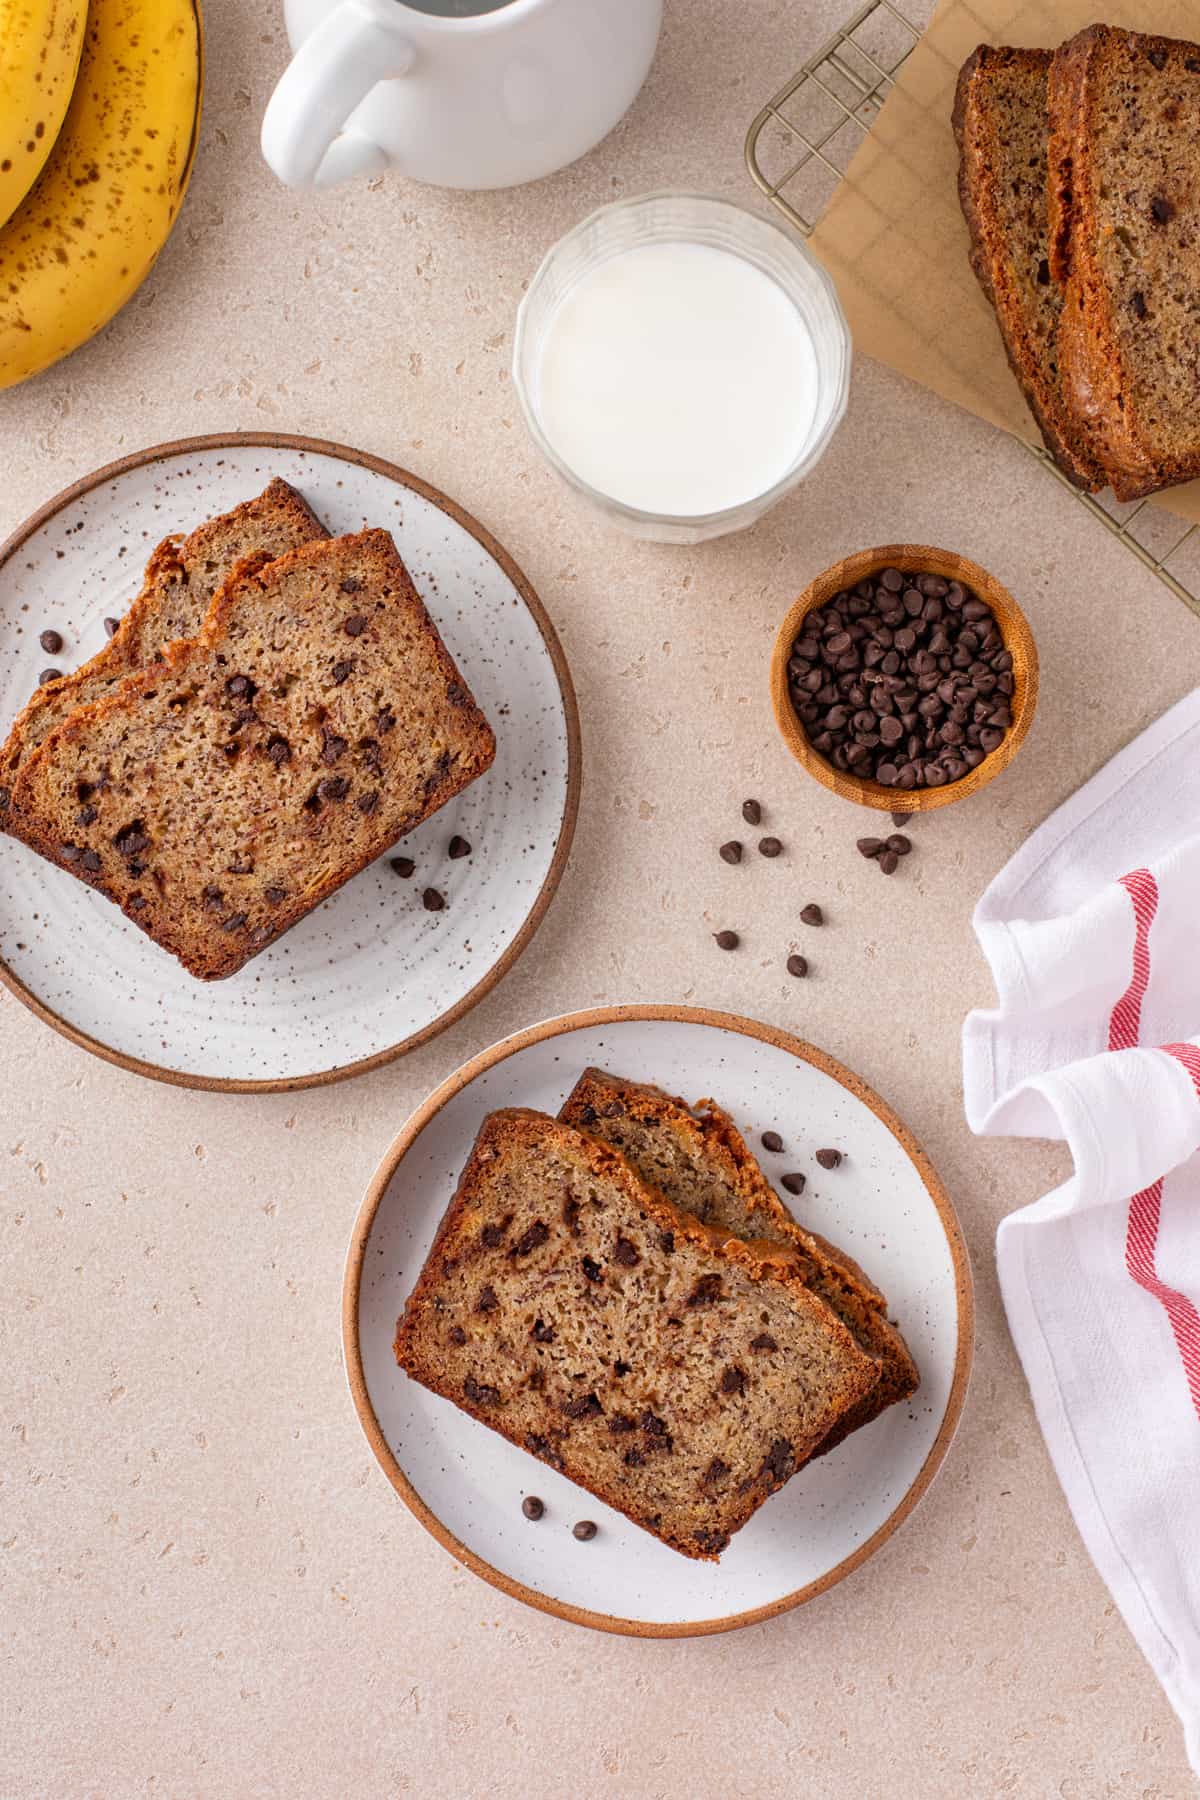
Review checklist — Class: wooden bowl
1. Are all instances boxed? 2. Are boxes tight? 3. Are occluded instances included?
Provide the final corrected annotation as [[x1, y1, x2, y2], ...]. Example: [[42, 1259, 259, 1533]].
[[770, 544, 1039, 814]]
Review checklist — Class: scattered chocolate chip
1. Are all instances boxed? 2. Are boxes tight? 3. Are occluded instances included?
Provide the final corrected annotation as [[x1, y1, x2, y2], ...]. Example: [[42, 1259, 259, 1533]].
[[713, 929, 739, 950], [758, 836, 782, 858], [741, 798, 761, 825], [887, 833, 912, 855], [878, 850, 899, 874], [39, 629, 63, 655], [356, 791, 379, 814], [81, 849, 100, 872], [815, 1147, 843, 1170], [448, 835, 471, 859], [522, 1495, 545, 1520], [422, 887, 445, 912], [38, 668, 62, 686], [463, 1376, 500, 1407], [317, 776, 349, 801], [891, 811, 910, 827], [572, 1519, 597, 1541], [857, 837, 884, 858], [449, 1325, 467, 1345], [476, 1284, 499, 1313], [750, 1332, 778, 1353], [264, 886, 287, 906], [800, 903, 824, 927], [613, 1236, 640, 1267], [222, 912, 248, 932], [331, 660, 354, 685], [321, 731, 347, 766], [719, 840, 742, 865], [343, 614, 368, 636], [720, 1366, 747, 1395], [785, 953, 809, 978], [781, 1172, 806, 1196], [608, 1413, 635, 1434], [339, 576, 362, 594], [562, 1392, 602, 1419], [389, 856, 415, 878], [760, 1130, 783, 1154], [103, 617, 120, 638]]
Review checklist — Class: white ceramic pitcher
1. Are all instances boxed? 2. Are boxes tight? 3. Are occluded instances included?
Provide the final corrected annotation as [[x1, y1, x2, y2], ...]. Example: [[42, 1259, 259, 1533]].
[[261, 0, 663, 192]]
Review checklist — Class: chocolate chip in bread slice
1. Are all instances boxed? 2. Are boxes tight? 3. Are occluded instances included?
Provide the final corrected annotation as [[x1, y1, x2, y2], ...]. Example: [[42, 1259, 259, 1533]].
[[559, 1067, 917, 1454], [952, 44, 1104, 491], [0, 478, 328, 832], [394, 1108, 880, 1561], [12, 528, 496, 979], [1048, 25, 1200, 500]]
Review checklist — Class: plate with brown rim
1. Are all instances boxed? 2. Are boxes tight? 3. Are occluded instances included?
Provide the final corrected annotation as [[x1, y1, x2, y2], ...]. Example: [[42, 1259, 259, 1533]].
[[0, 434, 579, 1090], [345, 1005, 972, 1636]]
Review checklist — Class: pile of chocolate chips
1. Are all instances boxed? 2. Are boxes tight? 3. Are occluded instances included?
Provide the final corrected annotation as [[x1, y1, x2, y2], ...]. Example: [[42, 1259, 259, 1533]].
[[787, 567, 1015, 791]]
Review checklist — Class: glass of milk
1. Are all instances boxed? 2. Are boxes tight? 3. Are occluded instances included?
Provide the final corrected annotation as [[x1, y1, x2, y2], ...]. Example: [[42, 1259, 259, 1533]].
[[513, 192, 851, 543]]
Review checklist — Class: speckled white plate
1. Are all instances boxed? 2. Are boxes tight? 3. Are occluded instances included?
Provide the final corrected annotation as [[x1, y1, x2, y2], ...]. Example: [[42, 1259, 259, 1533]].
[[345, 1005, 972, 1635], [0, 435, 579, 1089]]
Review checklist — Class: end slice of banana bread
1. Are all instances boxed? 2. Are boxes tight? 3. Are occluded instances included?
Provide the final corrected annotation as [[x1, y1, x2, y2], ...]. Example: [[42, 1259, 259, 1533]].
[[559, 1067, 919, 1454], [1048, 24, 1200, 500], [952, 44, 1104, 490], [0, 478, 328, 830], [13, 529, 496, 980], [394, 1108, 880, 1560]]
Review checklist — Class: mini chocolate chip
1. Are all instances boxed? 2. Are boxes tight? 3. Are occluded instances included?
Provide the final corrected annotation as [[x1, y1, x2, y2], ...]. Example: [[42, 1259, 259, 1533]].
[[343, 614, 368, 636], [522, 1496, 545, 1520], [741, 798, 762, 825], [786, 953, 808, 977], [128, 896, 146, 912], [81, 849, 100, 872], [422, 887, 445, 912], [60, 843, 82, 862], [815, 1147, 842, 1169], [713, 929, 739, 950], [1036, 258, 1050, 285], [719, 840, 742, 865], [891, 811, 910, 827], [758, 836, 782, 858], [76, 805, 97, 826], [228, 856, 253, 875], [702, 1457, 731, 1485], [687, 1273, 723, 1308], [659, 1230, 674, 1254], [531, 1319, 555, 1342], [481, 1222, 506, 1248], [720, 1366, 747, 1395], [340, 576, 362, 594], [761, 1130, 783, 1154], [266, 734, 291, 765], [250, 926, 272, 947], [613, 1236, 640, 1267], [879, 850, 899, 874], [463, 1376, 501, 1407], [389, 857, 415, 878], [613, 1360, 631, 1376], [476, 1284, 499, 1313], [264, 886, 287, 906], [750, 1332, 778, 1353], [103, 617, 120, 638], [38, 668, 62, 686], [321, 731, 347, 765], [356, 792, 379, 814], [39, 629, 63, 655], [562, 1392, 602, 1419], [763, 1438, 796, 1484], [331, 660, 354, 685], [1151, 193, 1175, 224], [225, 673, 255, 699], [376, 709, 396, 734], [448, 835, 471, 858], [573, 1520, 597, 1541], [513, 1221, 549, 1256], [887, 833, 912, 855], [318, 776, 349, 801], [1148, 43, 1167, 68], [222, 912, 248, 932], [781, 1172, 806, 1196], [1131, 290, 1148, 320], [857, 836, 884, 858], [581, 1255, 603, 1283], [449, 1325, 467, 1345], [800, 903, 824, 926]]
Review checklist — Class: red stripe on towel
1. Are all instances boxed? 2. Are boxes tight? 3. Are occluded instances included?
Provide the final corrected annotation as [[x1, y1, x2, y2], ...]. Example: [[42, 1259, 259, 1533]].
[[1111, 871, 1200, 1419]]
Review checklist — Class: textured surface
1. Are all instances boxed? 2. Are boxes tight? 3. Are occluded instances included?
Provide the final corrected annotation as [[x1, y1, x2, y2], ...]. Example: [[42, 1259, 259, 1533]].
[[14, 529, 496, 979], [394, 1107, 878, 1561], [2, 0, 1198, 1792]]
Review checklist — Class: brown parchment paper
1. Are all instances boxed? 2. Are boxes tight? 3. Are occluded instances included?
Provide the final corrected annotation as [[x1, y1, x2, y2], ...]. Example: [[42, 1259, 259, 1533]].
[[808, 0, 1200, 523]]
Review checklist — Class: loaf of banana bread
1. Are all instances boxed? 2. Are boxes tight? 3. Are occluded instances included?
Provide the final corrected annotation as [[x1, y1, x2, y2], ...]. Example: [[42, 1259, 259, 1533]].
[[12, 528, 496, 979], [394, 1108, 880, 1560]]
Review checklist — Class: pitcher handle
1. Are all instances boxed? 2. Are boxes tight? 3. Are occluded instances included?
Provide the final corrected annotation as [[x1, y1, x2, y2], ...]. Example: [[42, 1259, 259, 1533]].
[[261, 0, 415, 190]]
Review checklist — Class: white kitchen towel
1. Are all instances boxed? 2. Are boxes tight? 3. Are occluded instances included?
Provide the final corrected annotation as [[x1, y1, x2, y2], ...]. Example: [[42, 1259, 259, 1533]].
[[963, 686, 1200, 1774]]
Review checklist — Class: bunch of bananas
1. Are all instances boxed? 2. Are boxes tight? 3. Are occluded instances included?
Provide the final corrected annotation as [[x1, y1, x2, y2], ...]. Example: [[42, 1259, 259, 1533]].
[[0, 0, 203, 390]]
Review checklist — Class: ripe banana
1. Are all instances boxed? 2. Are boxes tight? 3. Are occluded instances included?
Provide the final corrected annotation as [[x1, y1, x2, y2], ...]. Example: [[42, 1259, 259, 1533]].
[[0, 0, 86, 229], [0, 0, 203, 391]]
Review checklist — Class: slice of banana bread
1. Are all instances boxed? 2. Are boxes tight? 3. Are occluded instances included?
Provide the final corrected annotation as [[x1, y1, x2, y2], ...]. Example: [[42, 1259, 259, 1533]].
[[0, 478, 328, 830], [559, 1068, 918, 1453], [952, 44, 1104, 491], [13, 529, 496, 980], [1049, 25, 1200, 499], [394, 1108, 879, 1560]]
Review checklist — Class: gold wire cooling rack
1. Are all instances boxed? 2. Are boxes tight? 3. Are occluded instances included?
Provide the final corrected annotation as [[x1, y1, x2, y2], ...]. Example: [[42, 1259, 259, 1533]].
[[744, 0, 1200, 620]]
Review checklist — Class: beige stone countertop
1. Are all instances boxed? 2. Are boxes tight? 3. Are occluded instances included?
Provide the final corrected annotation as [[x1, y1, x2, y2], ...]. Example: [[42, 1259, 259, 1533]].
[[2, 1, 1197, 1794]]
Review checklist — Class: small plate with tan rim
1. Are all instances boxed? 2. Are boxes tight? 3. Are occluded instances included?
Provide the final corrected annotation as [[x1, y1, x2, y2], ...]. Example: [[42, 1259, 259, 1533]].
[[345, 1004, 972, 1636], [770, 544, 1038, 815], [0, 434, 579, 1091]]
